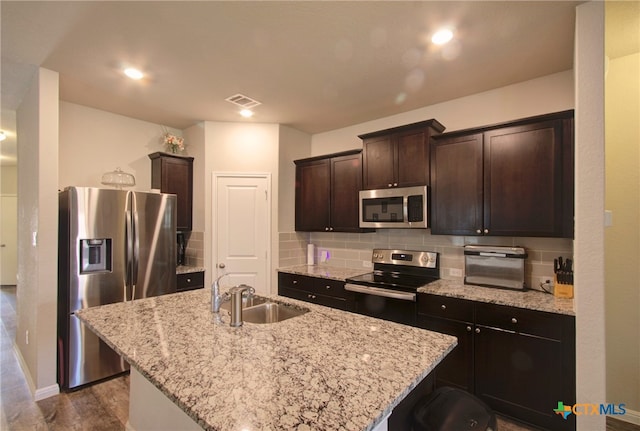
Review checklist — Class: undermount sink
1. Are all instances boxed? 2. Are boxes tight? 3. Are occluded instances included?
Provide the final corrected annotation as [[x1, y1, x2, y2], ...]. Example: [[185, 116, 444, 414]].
[[219, 296, 309, 324], [220, 294, 269, 311], [242, 302, 309, 324]]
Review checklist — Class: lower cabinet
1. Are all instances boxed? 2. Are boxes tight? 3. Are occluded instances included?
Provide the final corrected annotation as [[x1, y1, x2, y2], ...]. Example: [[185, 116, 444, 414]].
[[176, 271, 204, 292], [417, 294, 576, 431], [278, 272, 354, 311]]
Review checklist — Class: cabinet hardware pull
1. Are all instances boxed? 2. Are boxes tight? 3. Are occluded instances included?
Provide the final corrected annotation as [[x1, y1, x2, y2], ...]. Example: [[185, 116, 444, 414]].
[[393, 183, 398, 187], [388, 183, 393, 187], [325, 227, 329, 231], [218, 263, 225, 268], [326, 285, 331, 289], [511, 318, 518, 324], [441, 304, 446, 310], [476, 229, 482, 234], [484, 228, 489, 234], [187, 278, 191, 283], [292, 280, 297, 284], [466, 326, 472, 332], [475, 328, 481, 334]]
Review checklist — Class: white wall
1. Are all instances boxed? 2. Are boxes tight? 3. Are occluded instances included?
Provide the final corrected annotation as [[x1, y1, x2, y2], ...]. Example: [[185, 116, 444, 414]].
[[201, 121, 281, 292], [15, 68, 60, 400], [1, 166, 18, 195], [311, 71, 573, 155], [58, 102, 183, 190], [574, 2, 606, 430], [605, 48, 640, 415]]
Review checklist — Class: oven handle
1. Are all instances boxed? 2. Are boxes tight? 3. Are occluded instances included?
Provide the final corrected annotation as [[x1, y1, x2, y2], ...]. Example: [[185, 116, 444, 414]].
[[345, 283, 416, 302]]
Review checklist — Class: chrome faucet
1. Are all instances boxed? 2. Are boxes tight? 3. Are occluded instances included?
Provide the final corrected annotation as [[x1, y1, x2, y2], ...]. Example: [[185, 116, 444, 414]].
[[212, 273, 231, 313], [228, 284, 255, 327]]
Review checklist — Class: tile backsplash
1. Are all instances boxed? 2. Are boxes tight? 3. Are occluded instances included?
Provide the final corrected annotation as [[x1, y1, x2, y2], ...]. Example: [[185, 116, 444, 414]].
[[279, 230, 573, 292], [184, 231, 205, 267]]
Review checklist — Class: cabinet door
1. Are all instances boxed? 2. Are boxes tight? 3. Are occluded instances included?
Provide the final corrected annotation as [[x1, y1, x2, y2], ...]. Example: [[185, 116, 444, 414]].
[[362, 135, 396, 189], [151, 155, 193, 232], [474, 326, 575, 431], [484, 120, 565, 236], [396, 128, 430, 187], [430, 133, 484, 235], [295, 159, 330, 231], [417, 315, 474, 392], [330, 153, 363, 232]]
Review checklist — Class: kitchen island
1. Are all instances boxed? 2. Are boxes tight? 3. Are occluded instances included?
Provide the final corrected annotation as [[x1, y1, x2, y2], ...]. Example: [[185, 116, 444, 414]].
[[77, 288, 457, 431]]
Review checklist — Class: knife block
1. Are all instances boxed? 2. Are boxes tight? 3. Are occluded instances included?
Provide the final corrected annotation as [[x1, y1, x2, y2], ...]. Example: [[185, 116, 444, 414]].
[[554, 275, 574, 299]]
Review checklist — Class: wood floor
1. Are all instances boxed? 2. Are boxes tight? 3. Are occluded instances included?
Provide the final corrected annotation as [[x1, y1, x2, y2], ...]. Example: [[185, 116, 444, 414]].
[[1, 285, 638, 431]]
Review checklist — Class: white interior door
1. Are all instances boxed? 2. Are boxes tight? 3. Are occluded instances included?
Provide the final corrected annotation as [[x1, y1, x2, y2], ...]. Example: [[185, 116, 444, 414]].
[[214, 174, 270, 295], [0, 195, 18, 285]]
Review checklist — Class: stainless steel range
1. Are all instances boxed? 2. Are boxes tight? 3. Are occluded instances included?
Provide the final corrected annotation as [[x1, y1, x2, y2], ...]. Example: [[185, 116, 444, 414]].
[[345, 249, 439, 325]]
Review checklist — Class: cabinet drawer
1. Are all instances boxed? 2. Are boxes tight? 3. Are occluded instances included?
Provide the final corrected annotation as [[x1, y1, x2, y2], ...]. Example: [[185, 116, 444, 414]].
[[278, 286, 350, 311], [417, 294, 474, 322], [308, 278, 346, 297], [278, 272, 316, 292], [475, 302, 564, 340], [278, 273, 347, 298], [177, 271, 204, 292]]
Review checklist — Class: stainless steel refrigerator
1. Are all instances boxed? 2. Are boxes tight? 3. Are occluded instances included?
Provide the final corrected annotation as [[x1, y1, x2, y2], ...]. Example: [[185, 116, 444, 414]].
[[58, 187, 177, 390]]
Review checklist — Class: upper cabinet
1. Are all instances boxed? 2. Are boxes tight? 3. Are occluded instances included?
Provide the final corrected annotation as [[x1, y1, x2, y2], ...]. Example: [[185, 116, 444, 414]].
[[359, 119, 446, 190], [149, 152, 194, 232], [295, 150, 369, 233], [430, 110, 574, 238]]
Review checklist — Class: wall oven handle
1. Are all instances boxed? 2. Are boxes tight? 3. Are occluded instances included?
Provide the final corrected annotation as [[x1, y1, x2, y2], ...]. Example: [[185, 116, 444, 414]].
[[345, 283, 416, 302]]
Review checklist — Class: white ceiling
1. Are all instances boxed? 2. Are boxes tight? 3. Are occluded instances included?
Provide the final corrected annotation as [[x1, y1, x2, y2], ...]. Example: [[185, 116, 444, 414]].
[[1, 1, 637, 165]]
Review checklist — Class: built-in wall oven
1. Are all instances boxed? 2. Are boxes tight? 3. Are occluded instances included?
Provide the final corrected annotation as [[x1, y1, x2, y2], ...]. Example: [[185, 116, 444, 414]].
[[345, 249, 439, 326]]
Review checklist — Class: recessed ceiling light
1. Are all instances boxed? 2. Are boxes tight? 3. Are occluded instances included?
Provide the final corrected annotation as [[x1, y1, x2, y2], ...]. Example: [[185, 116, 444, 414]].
[[124, 67, 144, 80], [240, 109, 254, 118], [431, 28, 454, 45]]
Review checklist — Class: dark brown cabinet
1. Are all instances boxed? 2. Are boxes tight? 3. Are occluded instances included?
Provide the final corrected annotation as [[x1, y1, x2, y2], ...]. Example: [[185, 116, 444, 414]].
[[278, 272, 354, 311], [359, 119, 445, 190], [417, 294, 576, 431], [430, 110, 574, 237], [295, 150, 368, 232], [176, 271, 204, 292], [149, 152, 194, 232]]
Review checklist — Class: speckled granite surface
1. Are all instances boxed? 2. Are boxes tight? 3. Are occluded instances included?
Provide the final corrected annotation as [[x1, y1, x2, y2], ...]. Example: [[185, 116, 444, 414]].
[[176, 265, 206, 275], [279, 265, 574, 316], [77, 290, 457, 431], [278, 264, 370, 281], [418, 279, 575, 316]]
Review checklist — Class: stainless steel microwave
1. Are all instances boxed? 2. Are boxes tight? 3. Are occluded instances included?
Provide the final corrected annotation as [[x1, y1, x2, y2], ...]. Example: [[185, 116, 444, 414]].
[[359, 185, 428, 229]]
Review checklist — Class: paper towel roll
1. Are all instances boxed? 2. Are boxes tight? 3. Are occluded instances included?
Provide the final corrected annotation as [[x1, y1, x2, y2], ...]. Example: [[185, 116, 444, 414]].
[[307, 244, 315, 265]]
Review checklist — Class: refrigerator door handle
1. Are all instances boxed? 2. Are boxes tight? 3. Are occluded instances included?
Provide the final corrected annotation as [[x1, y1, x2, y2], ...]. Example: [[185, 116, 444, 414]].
[[125, 209, 134, 297], [132, 209, 140, 300]]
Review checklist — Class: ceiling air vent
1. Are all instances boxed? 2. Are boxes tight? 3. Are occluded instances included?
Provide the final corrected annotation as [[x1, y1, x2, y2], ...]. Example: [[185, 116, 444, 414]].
[[225, 93, 261, 109]]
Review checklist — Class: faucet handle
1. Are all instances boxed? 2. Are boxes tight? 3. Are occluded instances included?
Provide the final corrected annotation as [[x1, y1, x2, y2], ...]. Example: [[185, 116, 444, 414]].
[[238, 284, 255, 297]]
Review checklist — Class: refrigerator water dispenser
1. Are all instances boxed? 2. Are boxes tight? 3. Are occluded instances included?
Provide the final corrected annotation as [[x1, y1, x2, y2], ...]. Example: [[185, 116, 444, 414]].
[[80, 239, 112, 273]]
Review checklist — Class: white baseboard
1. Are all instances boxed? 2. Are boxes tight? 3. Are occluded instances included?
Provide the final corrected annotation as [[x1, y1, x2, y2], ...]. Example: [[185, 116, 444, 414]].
[[609, 408, 640, 427], [13, 342, 60, 401]]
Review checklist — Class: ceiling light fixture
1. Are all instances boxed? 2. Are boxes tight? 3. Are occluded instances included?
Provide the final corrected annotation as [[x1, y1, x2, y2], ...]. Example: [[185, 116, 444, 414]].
[[431, 28, 454, 45], [0, 131, 6, 142], [124, 67, 144, 80], [240, 109, 254, 118]]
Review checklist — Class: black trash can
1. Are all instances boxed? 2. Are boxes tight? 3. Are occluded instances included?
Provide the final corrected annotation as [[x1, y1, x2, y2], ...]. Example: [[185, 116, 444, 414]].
[[412, 387, 497, 431]]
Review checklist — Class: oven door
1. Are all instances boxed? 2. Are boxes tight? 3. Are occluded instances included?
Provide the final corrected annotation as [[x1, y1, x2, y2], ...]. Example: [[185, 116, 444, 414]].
[[345, 283, 417, 326]]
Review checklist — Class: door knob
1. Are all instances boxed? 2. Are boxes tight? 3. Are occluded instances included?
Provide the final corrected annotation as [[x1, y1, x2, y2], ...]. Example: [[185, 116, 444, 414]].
[[218, 263, 226, 268]]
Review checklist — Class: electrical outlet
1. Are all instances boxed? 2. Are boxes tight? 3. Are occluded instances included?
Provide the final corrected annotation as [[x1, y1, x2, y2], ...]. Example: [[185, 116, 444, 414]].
[[362, 260, 372, 268], [449, 268, 463, 277]]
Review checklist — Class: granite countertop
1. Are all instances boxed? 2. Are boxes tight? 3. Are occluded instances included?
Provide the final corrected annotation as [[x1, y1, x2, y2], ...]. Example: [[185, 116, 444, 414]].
[[77, 289, 457, 431], [278, 264, 370, 281], [417, 280, 575, 316], [176, 265, 206, 275], [278, 265, 574, 316]]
